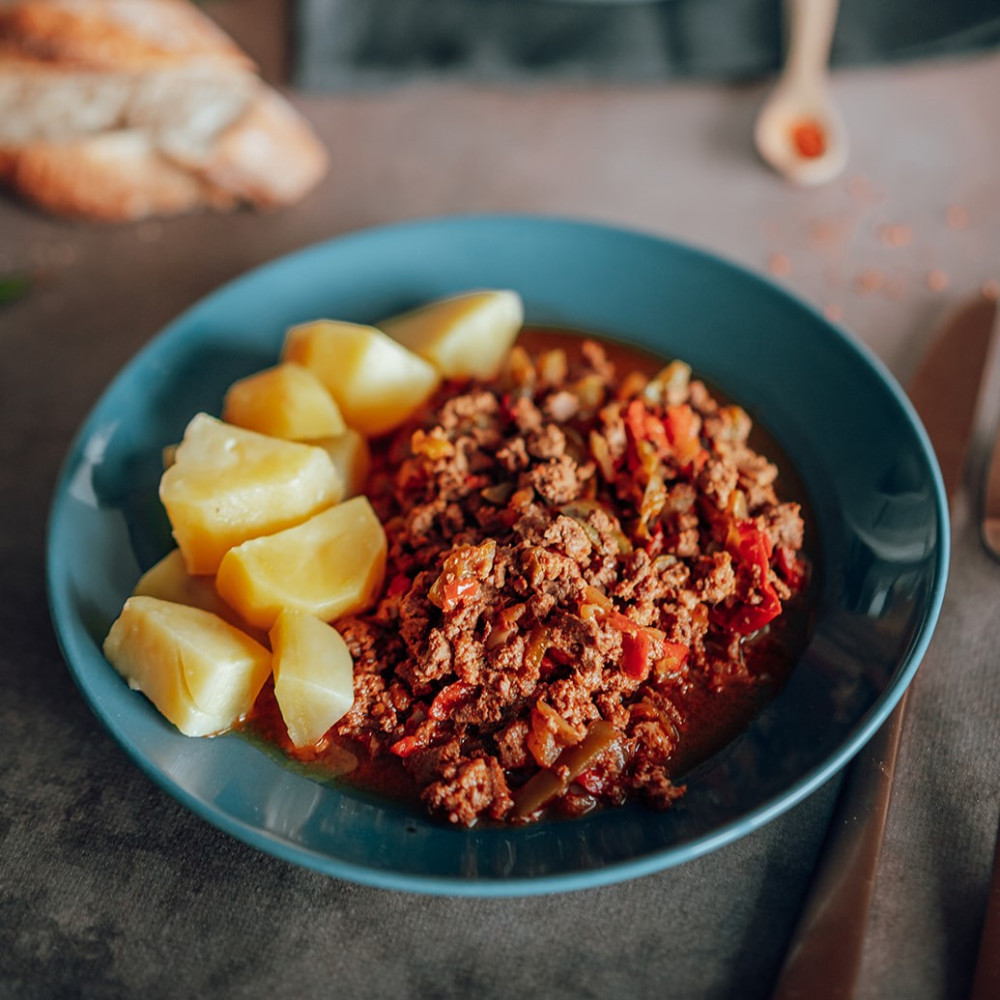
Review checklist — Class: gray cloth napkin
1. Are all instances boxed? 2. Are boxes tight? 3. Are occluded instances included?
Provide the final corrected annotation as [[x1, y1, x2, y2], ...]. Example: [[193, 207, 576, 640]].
[[293, 0, 1000, 91]]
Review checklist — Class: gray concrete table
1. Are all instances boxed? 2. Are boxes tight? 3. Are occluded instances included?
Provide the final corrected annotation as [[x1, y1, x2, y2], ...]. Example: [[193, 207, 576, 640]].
[[2, 7, 999, 996]]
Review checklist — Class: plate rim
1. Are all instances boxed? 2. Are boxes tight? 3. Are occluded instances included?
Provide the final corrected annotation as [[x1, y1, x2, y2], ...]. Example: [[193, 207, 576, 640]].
[[45, 212, 950, 896]]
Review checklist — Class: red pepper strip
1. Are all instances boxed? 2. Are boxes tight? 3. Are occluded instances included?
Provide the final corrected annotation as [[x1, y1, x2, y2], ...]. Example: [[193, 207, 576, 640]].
[[727, 518, 774, 579], [625, 398, 670, 457], [716, 519, 783, 635], [657, 640, 690, 674], [428, 681, 475, 722], [575, 769, 603, 795], [437, 578, 480, 612], [776, 544, 807, 591], [621, 630, 654, 681], [388, 732, 428, 758], [623, 631, 690, 681], [580, 593, 691, 677], [663, 404, 705, 466], [712, 587, 782, 636], [390, 681, 476, 756]]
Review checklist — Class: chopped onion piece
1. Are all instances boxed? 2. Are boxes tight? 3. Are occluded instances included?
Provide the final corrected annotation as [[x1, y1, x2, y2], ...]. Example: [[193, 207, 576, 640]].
[[513, 720, 618, 818]]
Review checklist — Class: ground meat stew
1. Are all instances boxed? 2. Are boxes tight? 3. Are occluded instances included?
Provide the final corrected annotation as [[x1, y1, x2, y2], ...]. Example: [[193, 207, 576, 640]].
[[248, 330, 812, 826]]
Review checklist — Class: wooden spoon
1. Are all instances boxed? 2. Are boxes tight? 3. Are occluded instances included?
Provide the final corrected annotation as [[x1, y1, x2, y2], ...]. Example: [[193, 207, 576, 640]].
[[754, 0, 848, 186]]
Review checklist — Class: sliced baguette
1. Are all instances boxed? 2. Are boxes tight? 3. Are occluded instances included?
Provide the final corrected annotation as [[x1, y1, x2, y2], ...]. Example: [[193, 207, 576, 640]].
[[6, 129, 237, 220], [0, 0, 328, 220]]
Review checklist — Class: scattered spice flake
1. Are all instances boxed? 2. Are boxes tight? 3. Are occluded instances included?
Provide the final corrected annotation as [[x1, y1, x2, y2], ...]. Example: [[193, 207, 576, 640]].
[[768, 253, 792, 277], [846, 174, 884, 204], [824, 304, 843, 322], [854, 269, 885, 295], [946, 206, 969, 230], [875, 223, 913, 248], [809, 218, 847, 247], [982, 278, 999, 301], [925, 270, 950, 292]]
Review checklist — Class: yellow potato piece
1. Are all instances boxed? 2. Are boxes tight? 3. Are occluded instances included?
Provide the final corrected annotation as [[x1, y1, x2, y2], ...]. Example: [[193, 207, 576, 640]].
[[282, 320, 439, 436], [216, 496, 387, 630], [380, 289, 524, 380], [270, 609, 355, 748], [160, 413, 344, 575], [222, 362, 346, 440], [103, 596, 272, 737], [132, 549, 268, 645], [308, 428, 371, 499], [135, 548, 232, 616]]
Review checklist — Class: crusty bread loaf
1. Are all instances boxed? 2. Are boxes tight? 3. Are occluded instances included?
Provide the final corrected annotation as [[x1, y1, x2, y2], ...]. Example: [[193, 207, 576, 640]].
[[3, 130, 238, 219], [0, 0, 328, 220]]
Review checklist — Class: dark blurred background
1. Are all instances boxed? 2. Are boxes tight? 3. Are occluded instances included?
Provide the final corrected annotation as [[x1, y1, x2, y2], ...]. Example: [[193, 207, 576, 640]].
[[293, 0, 1000, 90]]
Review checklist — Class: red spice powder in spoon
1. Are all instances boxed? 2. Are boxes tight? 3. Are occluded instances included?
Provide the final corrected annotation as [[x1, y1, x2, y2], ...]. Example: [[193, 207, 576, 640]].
[[790, 120, 827, 159]]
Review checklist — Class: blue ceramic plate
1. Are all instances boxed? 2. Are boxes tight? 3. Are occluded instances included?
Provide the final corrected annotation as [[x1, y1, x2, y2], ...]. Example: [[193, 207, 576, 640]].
[[47, 216, 947, 896]]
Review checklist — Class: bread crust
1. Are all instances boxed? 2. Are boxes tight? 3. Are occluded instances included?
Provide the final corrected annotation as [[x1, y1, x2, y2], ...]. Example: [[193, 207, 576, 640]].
[[6, 132, 238, 219], [194, 89, 329, 209], [0, 0, 327, 220]]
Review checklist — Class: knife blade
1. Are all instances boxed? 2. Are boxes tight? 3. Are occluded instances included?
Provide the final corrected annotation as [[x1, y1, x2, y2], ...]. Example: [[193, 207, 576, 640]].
[[773, 294, 998, 1000], [970, 820, 1000, 1000], [909, 296, 998, 499], [982, 413, 1000, 559]]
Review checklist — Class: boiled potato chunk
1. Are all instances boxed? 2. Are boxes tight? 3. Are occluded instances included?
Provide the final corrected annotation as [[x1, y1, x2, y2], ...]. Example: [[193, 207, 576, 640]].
[[134, 548, 231, 616], [270, 609, 355, 748], [103, 596, 272, 737], [222, 362, 346, 440], [160, 413, 344, 575], [380, 289, 523, 380], [216, 496, 387, 630], [309, 428, 371, 499], [282, 320, 439, 436], [132, 548, 268, 645]]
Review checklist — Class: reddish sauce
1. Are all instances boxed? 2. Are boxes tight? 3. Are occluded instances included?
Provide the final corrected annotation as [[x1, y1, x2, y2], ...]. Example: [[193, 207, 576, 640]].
[[247, 682, 422, 807]]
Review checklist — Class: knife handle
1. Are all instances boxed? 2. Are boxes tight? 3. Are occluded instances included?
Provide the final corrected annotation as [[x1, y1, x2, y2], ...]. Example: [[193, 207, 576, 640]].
[[772, 690, 908, 1000], [970, 816, 1000, 1000], [982, 417, 1000, 559]]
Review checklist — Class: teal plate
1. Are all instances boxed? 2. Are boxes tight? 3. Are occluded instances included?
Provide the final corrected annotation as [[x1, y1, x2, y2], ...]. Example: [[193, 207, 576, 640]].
[[46, 215, 948, 896]]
